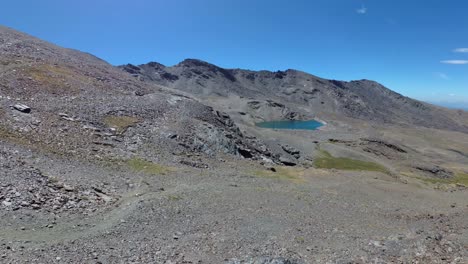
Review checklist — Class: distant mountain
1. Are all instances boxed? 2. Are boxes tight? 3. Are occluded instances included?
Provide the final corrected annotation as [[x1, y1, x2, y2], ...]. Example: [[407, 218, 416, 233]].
[[429, 101, 468, 111], [120, 59, 468, 133]]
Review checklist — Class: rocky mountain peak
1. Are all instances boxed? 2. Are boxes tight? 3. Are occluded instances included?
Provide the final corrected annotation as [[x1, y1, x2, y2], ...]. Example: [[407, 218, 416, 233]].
[[146, 61, 166, 69], [120, 58, 468, 133], [177, 58, 218, 68]]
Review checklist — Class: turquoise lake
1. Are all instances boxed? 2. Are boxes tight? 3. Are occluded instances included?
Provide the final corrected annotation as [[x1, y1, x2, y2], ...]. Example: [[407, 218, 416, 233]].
[[255, 120, 323, 130]]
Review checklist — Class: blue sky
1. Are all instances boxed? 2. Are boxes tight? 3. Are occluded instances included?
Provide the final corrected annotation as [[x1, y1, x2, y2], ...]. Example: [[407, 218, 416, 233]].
[[1, 0, 468, 106]]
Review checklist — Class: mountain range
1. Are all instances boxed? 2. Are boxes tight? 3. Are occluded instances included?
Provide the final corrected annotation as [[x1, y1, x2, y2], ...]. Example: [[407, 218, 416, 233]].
[[120, 59, 468, 133], [1, 25, 467, 263]]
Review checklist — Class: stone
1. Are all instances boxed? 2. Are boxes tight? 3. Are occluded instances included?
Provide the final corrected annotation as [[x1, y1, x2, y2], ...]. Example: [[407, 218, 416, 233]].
[[83, 125, 100, 131], [167, 133, 177, 139], [58, 113, 75, 121], [282, 144, 301, 159], [227, 257, 301, 264], [237, 147, 253, 159], [279, 157, 297, 166], [63, 185, 74, 192], [414, 165, 453, 179], [96, 192, 112, 203], [13, 104, 31, 113], [173, 232, 183, 239]]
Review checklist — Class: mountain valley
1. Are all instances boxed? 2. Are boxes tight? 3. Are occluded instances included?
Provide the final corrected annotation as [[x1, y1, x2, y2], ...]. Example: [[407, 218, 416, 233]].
[[0, 26, 467, 263]]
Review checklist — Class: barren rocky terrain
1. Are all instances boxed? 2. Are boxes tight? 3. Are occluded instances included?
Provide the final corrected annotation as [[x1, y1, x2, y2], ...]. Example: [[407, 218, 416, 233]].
[[120, 59, 468, 133], [1, 26, 467, 263]]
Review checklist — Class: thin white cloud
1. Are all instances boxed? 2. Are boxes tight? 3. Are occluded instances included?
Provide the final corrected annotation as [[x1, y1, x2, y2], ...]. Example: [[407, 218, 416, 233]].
[[449, 93, 456, 97], [386, 18, 397, 25], [356, 6, 367, 14], [441, 60, 468, 65], [434, 72, 449, 80], [453, 48, 468, 53]]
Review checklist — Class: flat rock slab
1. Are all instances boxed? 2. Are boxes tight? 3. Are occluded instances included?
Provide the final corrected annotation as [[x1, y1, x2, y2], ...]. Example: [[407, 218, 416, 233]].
[[13, 104, 31, 113]]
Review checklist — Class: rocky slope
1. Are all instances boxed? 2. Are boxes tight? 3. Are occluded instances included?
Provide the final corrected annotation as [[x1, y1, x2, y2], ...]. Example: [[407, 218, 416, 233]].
[[0, 26, 276, 164], [120, 59, 468, 133]]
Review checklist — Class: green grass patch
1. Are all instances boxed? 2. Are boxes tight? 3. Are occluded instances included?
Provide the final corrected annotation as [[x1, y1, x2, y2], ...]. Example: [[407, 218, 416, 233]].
[[126, 158, 173, 175], [104, 115, 140, 134], [454, 172, 468, 186], [313, 150, 388, 173], [416, 172, 468, 186]]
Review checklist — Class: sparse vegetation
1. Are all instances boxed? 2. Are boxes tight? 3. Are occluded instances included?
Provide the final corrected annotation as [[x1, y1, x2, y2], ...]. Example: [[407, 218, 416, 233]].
[[454, 172, 468, 186], [0, 124, 71, 157], [24, 64, 86, 94], [167, 194, 183, 201], [126, 158, 173, 175], [104, 115, 140, 133], [295, 236, 305, 243], [0, 126, 31, 146], [253, 167, 306, 183], [417, 172, 468, 186], [313, 150, 388, 173]]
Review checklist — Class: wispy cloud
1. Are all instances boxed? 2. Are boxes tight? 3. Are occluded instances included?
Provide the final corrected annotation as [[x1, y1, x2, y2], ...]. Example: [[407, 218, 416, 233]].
[[434, 72, 450, 80], [441, 60, 468, 65], [356, 6, 367, 14], [385, 18, 397, 25], [453, 48, 468, 53]]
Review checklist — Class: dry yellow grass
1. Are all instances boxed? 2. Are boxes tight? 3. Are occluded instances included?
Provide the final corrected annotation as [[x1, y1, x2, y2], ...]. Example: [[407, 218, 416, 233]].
[[252, 166, 315, 183], [104, 116, 140, 134], [24, 64, 91, 94]]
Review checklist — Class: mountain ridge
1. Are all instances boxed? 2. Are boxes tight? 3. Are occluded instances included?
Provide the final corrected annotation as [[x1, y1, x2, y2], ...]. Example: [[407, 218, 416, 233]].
[[120, 58, 468, 133]]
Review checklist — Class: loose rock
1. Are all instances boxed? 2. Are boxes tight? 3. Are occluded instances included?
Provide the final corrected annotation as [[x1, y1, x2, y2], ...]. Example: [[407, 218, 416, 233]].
[[13, 104, 31, 113]]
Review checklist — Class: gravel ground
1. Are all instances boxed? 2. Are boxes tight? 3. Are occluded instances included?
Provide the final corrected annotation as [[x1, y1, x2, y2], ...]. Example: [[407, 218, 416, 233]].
[[0, 143, 466, 263]]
